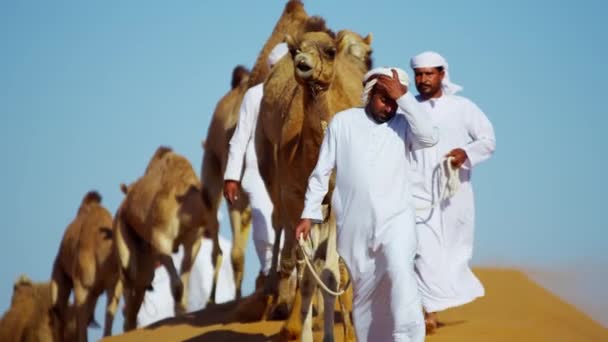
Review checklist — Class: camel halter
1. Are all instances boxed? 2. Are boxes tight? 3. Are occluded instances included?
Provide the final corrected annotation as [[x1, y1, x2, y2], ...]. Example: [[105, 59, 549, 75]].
[[415, 156, 460, 212]]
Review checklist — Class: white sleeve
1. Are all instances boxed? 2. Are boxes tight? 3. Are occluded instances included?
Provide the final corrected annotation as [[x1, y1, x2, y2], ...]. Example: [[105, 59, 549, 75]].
[[301, 121, 338, 222], [396, 92, 439, 147], [224, 90, 257, 181], [461, 100, 496, 169]]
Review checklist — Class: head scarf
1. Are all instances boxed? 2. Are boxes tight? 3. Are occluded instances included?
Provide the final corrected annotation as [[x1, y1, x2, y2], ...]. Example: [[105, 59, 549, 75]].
[[361, 67, 409, 106], [410, 51, 463, 95], [267, 43, 289, 68]]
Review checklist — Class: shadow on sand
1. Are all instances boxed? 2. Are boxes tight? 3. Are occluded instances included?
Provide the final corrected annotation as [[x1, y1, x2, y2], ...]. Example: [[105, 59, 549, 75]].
[[182, 330, 278, 342], [143, 290, 270, 331]]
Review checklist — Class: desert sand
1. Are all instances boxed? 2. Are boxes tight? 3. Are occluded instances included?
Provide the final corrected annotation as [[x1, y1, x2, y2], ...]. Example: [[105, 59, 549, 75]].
[[102, 268, 608, 341]]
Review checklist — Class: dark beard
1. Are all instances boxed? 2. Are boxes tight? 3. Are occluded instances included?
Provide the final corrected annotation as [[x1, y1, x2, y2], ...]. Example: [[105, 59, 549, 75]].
[[366, 107, 394, 124]]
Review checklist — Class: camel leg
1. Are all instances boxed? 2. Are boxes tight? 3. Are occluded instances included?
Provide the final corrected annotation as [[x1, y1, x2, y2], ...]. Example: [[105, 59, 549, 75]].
[[103, 277, 123, 337], [321, 219, 340, 342], [264, 219, 282, 296], [122, 286, 146, 332], [208, 224, 223, 305], [73, 280, 94, 342], [51, 265, 72, 340], [338, 261, 355, 342], [114, 214, 136, 284], [159, 253, 183, 313], [271, 222, 297, 320], [177, 236, 203, 314], [228, 205, 251, 300]]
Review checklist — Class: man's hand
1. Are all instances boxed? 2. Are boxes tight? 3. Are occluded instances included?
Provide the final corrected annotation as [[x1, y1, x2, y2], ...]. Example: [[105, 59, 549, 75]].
[[295, 219, 312, 242], [374, 69, 408, 100], [223, 180, 240, 205], [446, 148, 468, 168]]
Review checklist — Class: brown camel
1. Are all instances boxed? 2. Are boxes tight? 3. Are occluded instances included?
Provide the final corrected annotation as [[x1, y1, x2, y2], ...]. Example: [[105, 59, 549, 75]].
[[199, 0, 321, 302], [0, 275, 79, 342], [50, 191, 122, 342], [114, 146, 209, 331], [255, 27, 372, 341]]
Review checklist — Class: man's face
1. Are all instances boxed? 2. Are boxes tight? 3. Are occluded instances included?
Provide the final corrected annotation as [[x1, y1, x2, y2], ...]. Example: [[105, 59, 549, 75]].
[[367, 87, 398, 123], [414, 67, 444, 99]]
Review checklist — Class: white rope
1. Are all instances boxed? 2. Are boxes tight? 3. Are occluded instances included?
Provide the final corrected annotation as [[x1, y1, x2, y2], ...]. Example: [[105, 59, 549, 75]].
[[415, 156, 460, 212], [296, 233, 351, 297]]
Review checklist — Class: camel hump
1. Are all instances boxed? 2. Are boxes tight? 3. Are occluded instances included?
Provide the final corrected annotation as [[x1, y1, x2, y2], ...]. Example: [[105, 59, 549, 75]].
[[14, 274, 32, 287], [285, 0, 304, 13], [82, 191, 102, 205], [153, 146, 173, 159], [304, 16, 333, 37], [231, 65, 250, 89]]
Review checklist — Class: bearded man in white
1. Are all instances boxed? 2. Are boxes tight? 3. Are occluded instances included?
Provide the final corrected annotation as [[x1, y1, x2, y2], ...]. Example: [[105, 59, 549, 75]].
[[223, 43, 288, 280], [408, 51, 496, 332], [296, 67, 438, 342]]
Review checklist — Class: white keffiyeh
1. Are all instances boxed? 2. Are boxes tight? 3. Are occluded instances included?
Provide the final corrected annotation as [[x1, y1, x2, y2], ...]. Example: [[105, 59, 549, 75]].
[[361, 67, 409, 105], [410, 51, 463, 95]]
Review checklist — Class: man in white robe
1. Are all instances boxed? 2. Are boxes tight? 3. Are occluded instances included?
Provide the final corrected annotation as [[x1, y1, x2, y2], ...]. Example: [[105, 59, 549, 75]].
[[136, 235, 235, 327], [223, 43, 288, 278], [408, 51, 496, 331], [296, 68, 438, 342]]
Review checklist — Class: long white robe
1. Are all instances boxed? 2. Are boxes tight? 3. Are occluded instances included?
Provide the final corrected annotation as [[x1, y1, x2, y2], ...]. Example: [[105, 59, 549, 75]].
[[301, 93, 438, 342], [409, 94, 496, 313], [136, 236, 235, 327], [224, 83, 275, 274]]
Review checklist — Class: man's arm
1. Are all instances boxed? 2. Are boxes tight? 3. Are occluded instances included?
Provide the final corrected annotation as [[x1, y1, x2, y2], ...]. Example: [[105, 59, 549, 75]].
[[396, 93, 439, 147], [460, 100, 496, 169], [223, 88, 260, 203], [375, 69, 438, 147], [224, 89, 258, 181], [297, 121, 339, 239]]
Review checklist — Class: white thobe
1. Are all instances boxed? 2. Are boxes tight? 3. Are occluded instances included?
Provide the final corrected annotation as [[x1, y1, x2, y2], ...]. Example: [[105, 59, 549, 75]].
[[136, 236, 235, 327], [301, 93, 438, 342], [224, 83, 276, 274], [409, 94, 496, 313]]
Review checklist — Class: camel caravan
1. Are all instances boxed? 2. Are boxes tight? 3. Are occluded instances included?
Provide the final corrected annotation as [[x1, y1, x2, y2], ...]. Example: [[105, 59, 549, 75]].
[[1, 1, 377, 341]]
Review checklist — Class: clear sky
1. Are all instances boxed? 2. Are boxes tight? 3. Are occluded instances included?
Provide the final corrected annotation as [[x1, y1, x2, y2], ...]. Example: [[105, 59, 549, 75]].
[[1, 0, 606, 339]]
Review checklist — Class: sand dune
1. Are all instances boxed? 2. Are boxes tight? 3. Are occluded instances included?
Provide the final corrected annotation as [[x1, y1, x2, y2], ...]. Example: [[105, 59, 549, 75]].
[[102, 268, 608, 341]]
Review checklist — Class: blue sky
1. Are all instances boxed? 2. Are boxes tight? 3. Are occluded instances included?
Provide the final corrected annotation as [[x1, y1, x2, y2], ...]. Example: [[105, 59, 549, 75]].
[[1, 0, 606, 338]]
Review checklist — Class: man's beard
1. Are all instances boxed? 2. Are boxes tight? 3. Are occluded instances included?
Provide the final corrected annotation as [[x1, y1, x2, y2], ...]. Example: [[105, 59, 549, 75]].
[[366, 108, 395, 124]]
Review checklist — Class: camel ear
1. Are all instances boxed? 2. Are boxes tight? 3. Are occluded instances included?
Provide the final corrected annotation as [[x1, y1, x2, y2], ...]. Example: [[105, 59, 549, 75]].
[[285, 34, 296, 52], [364, 33, 373, 45]]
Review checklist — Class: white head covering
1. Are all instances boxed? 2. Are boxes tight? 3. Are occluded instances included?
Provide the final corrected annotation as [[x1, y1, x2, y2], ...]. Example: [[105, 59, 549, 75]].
[[267, 43, 289, 68], [410, 51, 463, 95], [361, 67, 409, 105]]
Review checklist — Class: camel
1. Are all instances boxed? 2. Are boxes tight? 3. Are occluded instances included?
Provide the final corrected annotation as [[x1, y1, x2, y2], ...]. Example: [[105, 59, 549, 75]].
[[0, 275, 78, 342], [255, 25, 373, 341], [50, 191, 122, 342], [200, 0, 324, 302], [114, 146, 209, 331]]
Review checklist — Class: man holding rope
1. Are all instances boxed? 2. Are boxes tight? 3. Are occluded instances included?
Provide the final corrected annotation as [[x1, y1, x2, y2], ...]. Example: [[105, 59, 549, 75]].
[[296, 67, 438, 341], [408, 51, 496, 332]]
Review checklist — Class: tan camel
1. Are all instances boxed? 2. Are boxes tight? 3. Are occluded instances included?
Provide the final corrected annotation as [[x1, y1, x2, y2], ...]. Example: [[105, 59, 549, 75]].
[[50, 191, 122, 342], [256, 27, 372, 341], [0, 275, 78, 342], [114, 146, 209, 331], [199, 0, 318, 302]]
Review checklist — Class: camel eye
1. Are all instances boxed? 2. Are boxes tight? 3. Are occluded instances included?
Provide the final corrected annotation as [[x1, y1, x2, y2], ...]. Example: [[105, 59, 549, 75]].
[[324, 47, 336, 59]]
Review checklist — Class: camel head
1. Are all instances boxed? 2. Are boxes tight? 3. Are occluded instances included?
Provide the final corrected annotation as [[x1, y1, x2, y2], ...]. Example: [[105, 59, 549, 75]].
[[286, 31, 337, 93], [337, 30, 373, 71]]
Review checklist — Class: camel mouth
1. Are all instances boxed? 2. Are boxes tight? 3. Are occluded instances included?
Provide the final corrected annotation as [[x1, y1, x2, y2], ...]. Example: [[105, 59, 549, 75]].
[[295, 61, 313, 79], [296, 61, 312, 73]]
